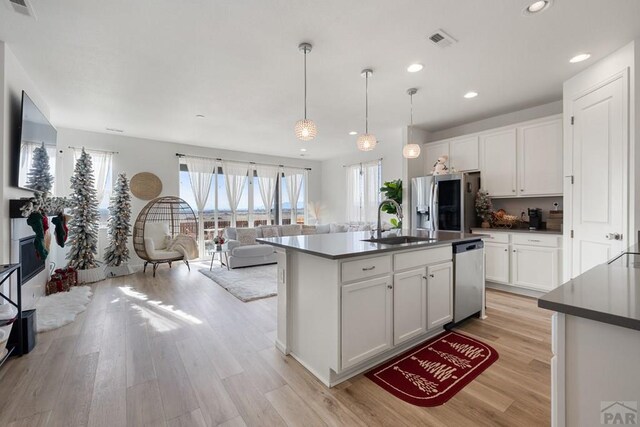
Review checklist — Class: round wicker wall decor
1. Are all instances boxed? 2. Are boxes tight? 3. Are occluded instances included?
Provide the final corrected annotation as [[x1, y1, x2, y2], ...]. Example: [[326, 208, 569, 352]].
[[130, 172, 163, 200]]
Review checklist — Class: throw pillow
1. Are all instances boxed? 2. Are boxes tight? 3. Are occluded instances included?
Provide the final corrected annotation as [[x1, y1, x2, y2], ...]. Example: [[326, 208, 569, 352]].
[[281, 224, 302, 236], [302, 225, 317, 235], [330, 223, 349, 233], [236, 228, 258, 246], [315, 224, 331, 234], [261, 226, 280, 238]]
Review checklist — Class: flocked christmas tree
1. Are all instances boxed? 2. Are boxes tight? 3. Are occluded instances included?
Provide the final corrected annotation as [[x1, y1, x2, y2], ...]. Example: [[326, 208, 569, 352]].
[[66, 148, 100, 270], [26, 142, 53, 193], [104, 173, 131, 267]]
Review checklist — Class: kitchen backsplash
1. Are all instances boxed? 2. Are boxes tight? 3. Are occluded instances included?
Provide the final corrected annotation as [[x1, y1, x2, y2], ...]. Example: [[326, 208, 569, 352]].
[[491, 196, 563, 222]]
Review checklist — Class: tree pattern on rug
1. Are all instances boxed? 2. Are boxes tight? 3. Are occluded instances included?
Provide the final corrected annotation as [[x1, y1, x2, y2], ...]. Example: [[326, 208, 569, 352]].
[[441, 339, 486, 359], [429, 347, 473, 369], [410, 356, 457, 382], [393, 366, 439, 395]]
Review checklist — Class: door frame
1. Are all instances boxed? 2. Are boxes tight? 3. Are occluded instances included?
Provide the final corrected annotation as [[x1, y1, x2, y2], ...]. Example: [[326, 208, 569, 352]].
[[564, 68, 630, 280]]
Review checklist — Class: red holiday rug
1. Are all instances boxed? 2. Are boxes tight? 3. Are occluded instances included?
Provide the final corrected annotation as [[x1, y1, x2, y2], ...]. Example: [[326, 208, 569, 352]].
[[365, 331, 499, 407]]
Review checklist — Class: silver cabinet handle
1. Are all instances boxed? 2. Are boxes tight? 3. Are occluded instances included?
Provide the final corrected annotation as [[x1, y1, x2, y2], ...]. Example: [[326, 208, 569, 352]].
[[387, 285, 393, 289], [423, 276, 428, 280], [429, 274, 435, 278], [362, 266, 376, 271], [512, 189, 516, 193], [513, 249, 516, 253], [528, 239, 541, 242], [504, 248, 508, 252], [605, 233, 623, 241]]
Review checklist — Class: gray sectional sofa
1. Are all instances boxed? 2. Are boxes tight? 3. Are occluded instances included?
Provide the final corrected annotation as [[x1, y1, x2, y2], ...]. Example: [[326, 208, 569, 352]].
[[223, 223, 371, 269]]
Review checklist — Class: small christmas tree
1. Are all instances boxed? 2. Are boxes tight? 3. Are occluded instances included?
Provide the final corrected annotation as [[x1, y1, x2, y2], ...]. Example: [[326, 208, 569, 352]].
[[26, 142, 53, 193], [104, 173, 131, 267], [66, 148, 100, 270]]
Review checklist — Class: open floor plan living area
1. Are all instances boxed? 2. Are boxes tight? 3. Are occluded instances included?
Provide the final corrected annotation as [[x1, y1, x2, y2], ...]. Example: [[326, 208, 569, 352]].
[[1, 1, 640, 426]]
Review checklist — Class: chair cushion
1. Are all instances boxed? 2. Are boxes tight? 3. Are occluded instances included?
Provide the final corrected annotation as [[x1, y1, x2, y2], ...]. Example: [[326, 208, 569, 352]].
[[330, 223, 349, 233], [145, 222, 171, 250], [302, 225, 317, 235], [236, 228, 258, 246], [281, 224, 302, 236], [232, 244, 275, 258], [224, 227, 237, 240], [260, 226, 280, 238], [315, 224, 331, 234]]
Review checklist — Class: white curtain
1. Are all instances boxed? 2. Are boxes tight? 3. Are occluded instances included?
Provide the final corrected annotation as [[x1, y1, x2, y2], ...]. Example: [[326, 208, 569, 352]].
[[184, 156, 217, 257], [345, 160, 381, 224], [345, 164, 362, 223], [255, 164, 280, 225], [74, 148, 113, 205], [284, 167, 304, 224], [222, 161, 249, 227]]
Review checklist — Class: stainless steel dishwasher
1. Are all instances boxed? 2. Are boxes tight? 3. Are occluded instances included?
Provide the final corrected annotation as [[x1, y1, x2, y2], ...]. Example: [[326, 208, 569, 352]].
[[452, 240, 484, 323]]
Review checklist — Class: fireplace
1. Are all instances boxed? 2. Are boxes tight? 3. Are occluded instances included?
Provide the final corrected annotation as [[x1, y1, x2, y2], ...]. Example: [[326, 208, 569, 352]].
[[19, 236, 45, 284]]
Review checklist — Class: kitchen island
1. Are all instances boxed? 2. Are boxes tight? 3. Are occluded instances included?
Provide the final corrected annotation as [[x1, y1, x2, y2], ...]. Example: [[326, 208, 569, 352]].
[[257, 230, 484, 387]]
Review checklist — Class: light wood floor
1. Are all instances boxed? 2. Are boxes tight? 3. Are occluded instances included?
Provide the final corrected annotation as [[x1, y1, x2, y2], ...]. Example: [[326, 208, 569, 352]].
[[0, 261, 552, 427]]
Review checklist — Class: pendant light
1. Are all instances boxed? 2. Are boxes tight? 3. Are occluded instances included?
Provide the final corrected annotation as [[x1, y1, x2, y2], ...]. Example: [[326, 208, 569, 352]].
[[357, 69, 377, 151], [403, 88, 421, 159], [294, 42, 317, 141]]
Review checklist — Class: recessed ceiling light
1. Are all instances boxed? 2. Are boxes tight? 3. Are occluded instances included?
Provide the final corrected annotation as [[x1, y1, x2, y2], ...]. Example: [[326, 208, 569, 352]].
[[407, 63, 424, 73], [523, 0, 551, 15], [463, 91, 478, 99], [569, 53, 591, 63], [196, 114, 205, 118], [300, 148, 307, 152], [349, 131, 358, 135]]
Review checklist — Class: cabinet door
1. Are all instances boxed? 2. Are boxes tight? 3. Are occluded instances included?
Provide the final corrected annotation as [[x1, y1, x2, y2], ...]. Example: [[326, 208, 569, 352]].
[[426, 262, 453, 329], [450, 136, 479, 172], [517, 119, 563, 196], [511, 245, 559, 291], [480, 129, 517, 197], [341, 276, 393, 369], [484, 242, 510, 284], [424, 141, 450, 175], [393, 268, 427, 345]]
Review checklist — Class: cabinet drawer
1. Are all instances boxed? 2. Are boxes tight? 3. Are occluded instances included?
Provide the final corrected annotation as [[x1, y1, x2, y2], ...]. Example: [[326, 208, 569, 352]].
[[341, 255, 391, 283], [512, 234, 560, 248], [394, 246, 452, 271], [476, 232, 509, 243]]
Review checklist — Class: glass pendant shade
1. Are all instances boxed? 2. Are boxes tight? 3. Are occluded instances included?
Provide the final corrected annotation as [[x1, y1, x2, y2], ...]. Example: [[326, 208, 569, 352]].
[[403, 143, 421, 159], [295, 119, 317, 141], [357, 133, 377, 151]]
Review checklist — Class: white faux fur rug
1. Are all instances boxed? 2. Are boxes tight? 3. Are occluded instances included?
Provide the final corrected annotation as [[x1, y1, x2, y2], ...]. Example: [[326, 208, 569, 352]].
[[35, 286, 93, 332]]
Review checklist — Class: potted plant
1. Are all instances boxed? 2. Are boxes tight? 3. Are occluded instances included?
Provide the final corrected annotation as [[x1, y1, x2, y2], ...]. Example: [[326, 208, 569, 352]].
[[475, 189, 493, 228], [380, 179, 403, 229]]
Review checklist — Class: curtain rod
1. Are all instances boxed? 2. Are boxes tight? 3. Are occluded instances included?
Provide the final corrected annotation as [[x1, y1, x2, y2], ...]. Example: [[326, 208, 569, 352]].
[[342, 157, 383, 168], [175, 153, 312, 171], [68, 146, 119, 155]]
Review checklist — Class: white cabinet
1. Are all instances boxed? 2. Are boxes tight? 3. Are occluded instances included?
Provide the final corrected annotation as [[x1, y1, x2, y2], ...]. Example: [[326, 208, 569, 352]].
[[393, 268, 427, 345], [426, 262, 453, 329], [511, 245, 559, 292], [424, 141, 450, 175], [517, 119, 563, 196], [484, 242, 510, 284], [480, 129, 517, 197], [341, 276, 393, 369], [450, 136, 479, 172]]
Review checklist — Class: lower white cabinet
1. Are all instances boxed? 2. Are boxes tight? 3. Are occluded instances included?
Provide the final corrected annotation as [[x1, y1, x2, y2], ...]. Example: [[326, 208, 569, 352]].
[[484, 242, 510, 284], [393, 268, 427, 345], [511, 245, 559, 291], [427, 262, 454, 329], [341, 276, 393, 370]]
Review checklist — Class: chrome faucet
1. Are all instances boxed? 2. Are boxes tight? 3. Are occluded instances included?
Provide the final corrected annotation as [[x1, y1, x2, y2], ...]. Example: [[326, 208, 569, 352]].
[[377, 199, 403, 239]]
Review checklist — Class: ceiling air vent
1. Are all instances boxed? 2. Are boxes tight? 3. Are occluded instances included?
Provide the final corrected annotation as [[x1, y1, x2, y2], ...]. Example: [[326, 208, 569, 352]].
[[428, 29, 457, 48], [6, 0, 36, 18]]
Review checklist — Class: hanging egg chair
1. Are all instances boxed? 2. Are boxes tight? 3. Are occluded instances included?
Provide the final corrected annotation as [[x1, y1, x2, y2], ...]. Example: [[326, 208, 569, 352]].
[[133, 196, 198, 277]]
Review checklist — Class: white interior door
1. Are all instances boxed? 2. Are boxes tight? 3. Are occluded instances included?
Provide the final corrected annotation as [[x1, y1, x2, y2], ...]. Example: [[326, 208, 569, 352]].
[[571, 75, 627, 276]]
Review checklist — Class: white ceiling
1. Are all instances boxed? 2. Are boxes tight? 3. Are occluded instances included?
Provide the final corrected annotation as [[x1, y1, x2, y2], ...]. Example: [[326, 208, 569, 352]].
[[1, 0, 639, 160]]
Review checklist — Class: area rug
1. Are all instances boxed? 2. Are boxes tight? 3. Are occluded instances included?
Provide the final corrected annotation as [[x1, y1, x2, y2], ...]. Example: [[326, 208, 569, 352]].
[[35, 286, 93, 332], [365, 331, 499, 407], [199, 265, 277, 302]]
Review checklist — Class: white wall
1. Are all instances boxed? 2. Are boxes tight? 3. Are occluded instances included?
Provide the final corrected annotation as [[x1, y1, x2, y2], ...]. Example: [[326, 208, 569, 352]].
[[54, 128, 322, 267]]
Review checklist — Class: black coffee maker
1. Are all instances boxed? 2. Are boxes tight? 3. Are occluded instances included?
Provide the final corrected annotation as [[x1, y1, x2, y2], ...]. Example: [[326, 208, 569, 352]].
[[528, 208, 542, 230]]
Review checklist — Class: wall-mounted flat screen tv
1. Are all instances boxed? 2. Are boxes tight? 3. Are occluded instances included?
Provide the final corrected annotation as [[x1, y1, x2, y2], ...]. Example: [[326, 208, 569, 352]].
[[15, 91, 57, 193]]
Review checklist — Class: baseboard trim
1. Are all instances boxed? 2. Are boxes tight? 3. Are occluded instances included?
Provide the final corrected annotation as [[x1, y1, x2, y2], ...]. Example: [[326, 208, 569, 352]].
[[486, 282, 545, 298]]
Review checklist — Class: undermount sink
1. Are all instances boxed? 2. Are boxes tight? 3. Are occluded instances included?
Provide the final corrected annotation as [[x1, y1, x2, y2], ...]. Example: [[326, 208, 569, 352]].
[[362, 236, 437, 245]]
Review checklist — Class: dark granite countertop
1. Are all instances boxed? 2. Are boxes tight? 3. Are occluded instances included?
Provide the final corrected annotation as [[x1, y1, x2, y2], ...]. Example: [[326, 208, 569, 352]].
[[538, 251, 640, 331], [256, 230, 481, 260], [471, 227, 563, 235]]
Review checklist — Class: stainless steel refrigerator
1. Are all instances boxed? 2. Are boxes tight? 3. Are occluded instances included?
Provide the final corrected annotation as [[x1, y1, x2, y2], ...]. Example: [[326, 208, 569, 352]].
[[411, 172, 480, 233]]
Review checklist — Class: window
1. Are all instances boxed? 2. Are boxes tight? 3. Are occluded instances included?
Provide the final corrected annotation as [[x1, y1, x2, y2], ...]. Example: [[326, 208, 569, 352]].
[[280, 168, 307, 225], [345, 160, 381, 224], [73, 149, 114, 224]]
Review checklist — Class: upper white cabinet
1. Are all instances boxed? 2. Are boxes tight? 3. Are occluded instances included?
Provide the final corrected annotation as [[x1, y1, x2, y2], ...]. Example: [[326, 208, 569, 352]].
[[480, 129, 518, 197], [450, 136, 479, 172], [517, 119, 563, 196], [424, 141, 450, 175]]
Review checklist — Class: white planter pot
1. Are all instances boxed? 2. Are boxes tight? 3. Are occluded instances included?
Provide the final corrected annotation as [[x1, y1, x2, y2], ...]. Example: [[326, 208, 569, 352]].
[[104, 264, 133, 278], [77, 266, 106, 284]]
